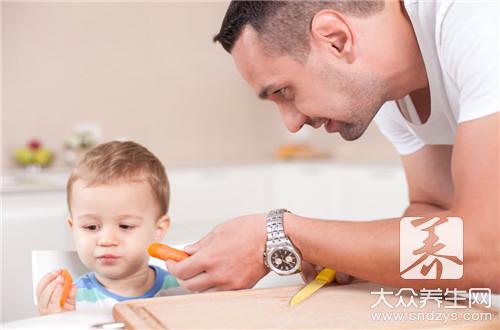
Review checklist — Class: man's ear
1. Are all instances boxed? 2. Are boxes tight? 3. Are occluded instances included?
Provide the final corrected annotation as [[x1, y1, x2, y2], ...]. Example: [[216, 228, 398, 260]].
[[310, 9, 356, 63], [67, 217, 74, 229], [154, 215, 170, 241]]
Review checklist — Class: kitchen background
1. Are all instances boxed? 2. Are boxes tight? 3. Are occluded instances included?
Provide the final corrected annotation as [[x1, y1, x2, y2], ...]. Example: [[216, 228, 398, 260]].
[[2, 1, 406, 323]]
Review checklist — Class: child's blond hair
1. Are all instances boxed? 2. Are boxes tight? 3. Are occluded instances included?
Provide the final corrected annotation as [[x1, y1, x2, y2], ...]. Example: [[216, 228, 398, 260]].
[[66, 141, 170, 216]]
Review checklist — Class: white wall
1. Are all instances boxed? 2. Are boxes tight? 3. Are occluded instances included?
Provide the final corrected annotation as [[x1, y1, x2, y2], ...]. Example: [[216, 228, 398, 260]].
[[2, 1, 399, 172]]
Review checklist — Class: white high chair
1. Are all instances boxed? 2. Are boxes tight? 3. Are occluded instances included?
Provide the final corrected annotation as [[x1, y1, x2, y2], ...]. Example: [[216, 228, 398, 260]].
[[31, 245, 185, 305]]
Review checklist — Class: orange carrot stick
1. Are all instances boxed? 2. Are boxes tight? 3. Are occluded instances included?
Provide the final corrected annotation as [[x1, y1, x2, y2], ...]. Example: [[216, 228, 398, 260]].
[[148, 242, 189, 262], [59, 269, 73, 307]]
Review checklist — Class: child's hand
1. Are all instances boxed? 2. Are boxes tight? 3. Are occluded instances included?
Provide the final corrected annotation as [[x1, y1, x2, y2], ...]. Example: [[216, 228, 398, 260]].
[[36, 269, 77, 315]]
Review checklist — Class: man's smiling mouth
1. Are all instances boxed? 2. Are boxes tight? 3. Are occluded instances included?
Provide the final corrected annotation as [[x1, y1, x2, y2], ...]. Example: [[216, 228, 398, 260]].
[[324, 119, 340, 133], [302, 118, 339, 133]]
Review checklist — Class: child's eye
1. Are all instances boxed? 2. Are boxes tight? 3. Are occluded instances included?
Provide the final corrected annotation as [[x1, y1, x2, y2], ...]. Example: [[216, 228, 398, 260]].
[[119, 224, 135, 230], [82, 225, 99, 231]]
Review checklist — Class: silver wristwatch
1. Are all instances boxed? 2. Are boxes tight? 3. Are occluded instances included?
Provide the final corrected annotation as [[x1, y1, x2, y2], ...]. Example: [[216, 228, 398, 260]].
[[263, 209, 302, 275]]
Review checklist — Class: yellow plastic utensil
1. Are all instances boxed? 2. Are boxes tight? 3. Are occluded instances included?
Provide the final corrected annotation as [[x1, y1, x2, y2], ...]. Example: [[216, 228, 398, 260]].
[[289, 268, 336, 307]]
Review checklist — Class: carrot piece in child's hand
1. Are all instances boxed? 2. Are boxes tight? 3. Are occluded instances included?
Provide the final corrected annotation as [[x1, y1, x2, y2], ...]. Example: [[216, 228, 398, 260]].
[[148, 242, 189, 262], [59, 269, 73, 307]]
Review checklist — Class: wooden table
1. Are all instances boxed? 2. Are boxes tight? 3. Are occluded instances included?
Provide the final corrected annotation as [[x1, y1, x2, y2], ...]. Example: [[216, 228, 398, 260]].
[[113, 282, 499, 329]]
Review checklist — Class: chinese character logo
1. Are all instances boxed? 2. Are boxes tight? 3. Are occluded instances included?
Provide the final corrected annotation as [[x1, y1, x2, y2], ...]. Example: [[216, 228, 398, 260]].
[[400, 217, 463, 279]]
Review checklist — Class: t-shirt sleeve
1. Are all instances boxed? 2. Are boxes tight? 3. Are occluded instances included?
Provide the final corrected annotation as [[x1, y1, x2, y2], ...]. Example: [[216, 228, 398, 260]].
[[373, 101, 426, 155], [439, 2, 499, 123], [154, 275, 188, 297], [153, 269, 188, 297]]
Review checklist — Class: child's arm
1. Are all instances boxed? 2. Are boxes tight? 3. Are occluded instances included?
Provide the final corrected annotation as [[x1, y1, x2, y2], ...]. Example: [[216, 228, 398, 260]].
[[36, 269, 77, 315]]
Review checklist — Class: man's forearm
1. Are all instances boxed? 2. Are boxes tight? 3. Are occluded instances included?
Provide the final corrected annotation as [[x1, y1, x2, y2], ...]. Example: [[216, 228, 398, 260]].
[[404, 202, 448, 216], [284, 211, 497, 291]]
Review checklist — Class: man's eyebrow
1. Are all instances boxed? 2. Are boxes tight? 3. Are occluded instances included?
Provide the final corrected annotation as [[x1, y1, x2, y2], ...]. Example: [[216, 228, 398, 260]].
[[258, 84, 277, 99]]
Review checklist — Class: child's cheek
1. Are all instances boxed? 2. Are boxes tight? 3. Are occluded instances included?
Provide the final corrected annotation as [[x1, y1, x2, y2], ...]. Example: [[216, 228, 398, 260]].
[[132, 227, 151, 246], [127, 231, 152, 261], [75, 244, 94, 269], [73, 232, 95, 266]]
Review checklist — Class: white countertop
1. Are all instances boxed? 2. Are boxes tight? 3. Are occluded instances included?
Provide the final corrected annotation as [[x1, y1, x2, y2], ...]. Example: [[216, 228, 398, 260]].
[[2, 308, 115, 330], [1, 160, 401, 194]]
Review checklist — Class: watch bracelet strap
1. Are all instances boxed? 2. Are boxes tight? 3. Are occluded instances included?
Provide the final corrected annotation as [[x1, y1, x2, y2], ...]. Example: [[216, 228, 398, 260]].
[[265, 209, 294, 249]]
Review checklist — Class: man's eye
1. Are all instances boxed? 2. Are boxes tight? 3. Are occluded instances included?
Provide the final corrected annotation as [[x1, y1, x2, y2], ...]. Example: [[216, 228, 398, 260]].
[[119, 224, 135, 230], [274, 87, 291, 99], [273, 88, 286, 96], [83, 225, 99, 231]]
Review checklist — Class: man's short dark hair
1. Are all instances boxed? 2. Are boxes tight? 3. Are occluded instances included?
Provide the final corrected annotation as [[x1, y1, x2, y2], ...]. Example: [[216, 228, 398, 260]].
[[213, 1, 384, 59]]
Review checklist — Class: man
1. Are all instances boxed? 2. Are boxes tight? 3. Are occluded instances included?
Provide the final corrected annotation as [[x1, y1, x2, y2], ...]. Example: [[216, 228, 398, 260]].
[[167, 1, 499, 292]]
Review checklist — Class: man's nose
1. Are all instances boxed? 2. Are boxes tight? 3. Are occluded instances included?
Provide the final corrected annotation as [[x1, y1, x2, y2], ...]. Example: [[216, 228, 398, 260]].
[[97, 228, 119, 246], [278, 104, 307, 133]]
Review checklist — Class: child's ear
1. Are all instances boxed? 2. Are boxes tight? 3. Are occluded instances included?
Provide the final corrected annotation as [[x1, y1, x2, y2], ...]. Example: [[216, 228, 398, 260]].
[[67, 217, 74, 229], [154, 215, 170, 241]]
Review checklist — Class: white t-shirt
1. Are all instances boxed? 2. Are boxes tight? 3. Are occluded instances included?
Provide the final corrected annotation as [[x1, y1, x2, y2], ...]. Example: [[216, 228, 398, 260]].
[[374, 0, 499, 155]]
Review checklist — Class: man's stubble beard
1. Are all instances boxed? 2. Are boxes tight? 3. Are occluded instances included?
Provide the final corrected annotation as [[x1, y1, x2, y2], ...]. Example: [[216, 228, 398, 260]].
[[337, 99, 385, 140], [332, 69, 388, 141]]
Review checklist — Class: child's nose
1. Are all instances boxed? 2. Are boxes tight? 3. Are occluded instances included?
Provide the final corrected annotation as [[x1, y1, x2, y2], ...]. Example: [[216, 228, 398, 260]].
[[97, 229, 119, 246]]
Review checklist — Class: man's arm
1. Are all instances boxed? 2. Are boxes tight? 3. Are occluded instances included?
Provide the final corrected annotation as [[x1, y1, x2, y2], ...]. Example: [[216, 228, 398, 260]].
[[401, 144, 454, 216], [285, 113, 499, 291], [167, 113, 499, 292]]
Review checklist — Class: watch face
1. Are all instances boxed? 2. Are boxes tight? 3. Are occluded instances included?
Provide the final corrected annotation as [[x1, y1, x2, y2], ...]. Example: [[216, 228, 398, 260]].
[[270, 249, 298, 272]]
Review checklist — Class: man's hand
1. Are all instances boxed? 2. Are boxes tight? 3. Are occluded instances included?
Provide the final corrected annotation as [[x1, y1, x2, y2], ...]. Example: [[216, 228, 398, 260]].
[[166, 214, 270, 292], [300, 262, 354, 284], [36, 269, 77, 315]]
